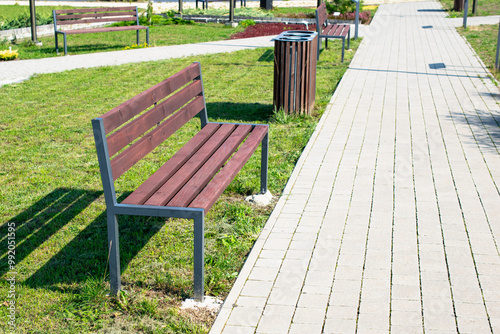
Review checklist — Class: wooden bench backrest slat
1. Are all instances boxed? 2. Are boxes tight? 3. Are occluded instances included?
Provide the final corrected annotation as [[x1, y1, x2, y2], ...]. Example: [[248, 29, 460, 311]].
[[190, 125, 268, 212], [110, 96, 205, 180], [54, 6, 137, 14], [56, 17, 136, 26], [101, 63, 202, 134], [144, 124, 237, 207], [121, 123, 221, 205], [316, 3, 328, 28], [167, 124, 252, 208], [56, 11, 136, 20], [107, 80, 204, 157]]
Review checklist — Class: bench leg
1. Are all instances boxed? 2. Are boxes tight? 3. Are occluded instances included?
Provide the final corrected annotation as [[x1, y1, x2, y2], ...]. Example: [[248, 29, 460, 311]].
[[260, 133, 269, 194], [347, 30, 350, 50], [317, 36, 321, 60], [146, 27, 150, 46], [107, 211, 121, 295], [341, 38, 345, 62], [63, 33, 68, 56], [136, 30, 140, 45], [193, 212, 204, 302], [55, 33, 59, 54]]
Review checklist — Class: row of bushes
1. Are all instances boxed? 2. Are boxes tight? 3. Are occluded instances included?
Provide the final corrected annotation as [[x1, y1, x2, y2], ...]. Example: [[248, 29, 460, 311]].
[[0, 12, 53, 31]]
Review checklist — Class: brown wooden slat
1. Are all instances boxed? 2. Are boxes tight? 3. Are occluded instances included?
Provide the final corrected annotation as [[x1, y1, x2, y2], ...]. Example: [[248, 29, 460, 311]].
[[107, 80, 203, 157], [121, 123, 220, 205], [56, 17, 137, 25], [55, 7, 137, 14], [167, 124, 252, 208], [190, 125, 268, 212], [62, 26, 147, 34], [56, 11, 136, 20], [110, 96, 204, 180], [100, 63, 201, 134], [144, 124, 236, 206]]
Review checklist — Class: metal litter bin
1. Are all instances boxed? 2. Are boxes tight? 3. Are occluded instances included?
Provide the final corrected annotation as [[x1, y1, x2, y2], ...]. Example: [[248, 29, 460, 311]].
[[273, 30, 318, 115]]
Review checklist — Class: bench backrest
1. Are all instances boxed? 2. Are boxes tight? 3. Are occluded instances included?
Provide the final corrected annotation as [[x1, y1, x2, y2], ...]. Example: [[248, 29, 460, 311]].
[[92, 62, 209, 182], [53, 6, 140, 27], [316, 3, 328, 30]]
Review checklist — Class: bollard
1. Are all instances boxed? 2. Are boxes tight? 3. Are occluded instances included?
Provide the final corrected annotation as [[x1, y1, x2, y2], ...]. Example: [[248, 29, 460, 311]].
[[352, 0, 360, 40], [496, 20, 500, 71], [463, 0, 469, 29]]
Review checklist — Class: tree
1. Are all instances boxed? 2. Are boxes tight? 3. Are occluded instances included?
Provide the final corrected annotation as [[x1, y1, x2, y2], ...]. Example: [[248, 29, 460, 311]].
[[454, 0, 464, 11]]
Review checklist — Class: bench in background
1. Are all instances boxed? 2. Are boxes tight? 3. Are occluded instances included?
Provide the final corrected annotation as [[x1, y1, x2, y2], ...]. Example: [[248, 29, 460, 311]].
[[53, 6, 149, 56], [315, 3, 351, 62], [91, 62, 269, 302]]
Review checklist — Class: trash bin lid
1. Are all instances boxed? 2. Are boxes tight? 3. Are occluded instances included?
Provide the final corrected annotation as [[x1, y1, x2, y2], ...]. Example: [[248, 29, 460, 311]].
[[272, 30, 318, 42]]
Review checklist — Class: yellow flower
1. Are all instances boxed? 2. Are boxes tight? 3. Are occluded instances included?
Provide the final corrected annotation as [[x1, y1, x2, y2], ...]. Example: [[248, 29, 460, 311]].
[[0, 49, 19, 61]]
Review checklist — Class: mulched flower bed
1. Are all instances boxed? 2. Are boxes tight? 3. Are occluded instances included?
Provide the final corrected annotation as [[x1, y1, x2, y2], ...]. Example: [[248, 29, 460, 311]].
[[230, 23, 316, 39]]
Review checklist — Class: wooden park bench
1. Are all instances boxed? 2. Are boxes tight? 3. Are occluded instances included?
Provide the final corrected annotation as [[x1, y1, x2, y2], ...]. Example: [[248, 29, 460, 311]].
[[53, 6, 149, 56], [91, 62, 269, 302], [315, 3, 350, 62]]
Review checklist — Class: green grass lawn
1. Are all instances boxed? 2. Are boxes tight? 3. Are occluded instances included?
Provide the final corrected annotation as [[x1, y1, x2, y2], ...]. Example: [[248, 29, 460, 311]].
[[459, 24, 500, 82], [439, 0, 500, 17], [0, 38, 361, 333], [1, 21, 243, 60]]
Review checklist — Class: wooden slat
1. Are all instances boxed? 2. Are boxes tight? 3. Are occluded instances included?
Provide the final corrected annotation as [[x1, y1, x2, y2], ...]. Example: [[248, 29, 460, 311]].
[[107, 80, 203, 157], [144, 124, 236, 206], [56, 17, 135, 26], [62, 26, 147, 34], [317, 2, 328, 27], [190, 125, 268, 212], [167, 124, 252, 208], [56, 11, 135, 20], [55, 7, 137, 14], [100, 62, 201, 134], [110, 96, 204, 180], [121, 123, 220, 205]]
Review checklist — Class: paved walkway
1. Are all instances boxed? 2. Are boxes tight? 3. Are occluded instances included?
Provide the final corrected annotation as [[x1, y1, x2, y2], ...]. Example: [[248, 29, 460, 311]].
[[209, 1, 500, 334]]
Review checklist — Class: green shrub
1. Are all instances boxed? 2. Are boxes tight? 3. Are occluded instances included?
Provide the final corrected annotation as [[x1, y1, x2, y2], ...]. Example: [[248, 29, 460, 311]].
[[326, 0, 364, 15], [241, 19, 256, 27], [0, 12, 53, 30]]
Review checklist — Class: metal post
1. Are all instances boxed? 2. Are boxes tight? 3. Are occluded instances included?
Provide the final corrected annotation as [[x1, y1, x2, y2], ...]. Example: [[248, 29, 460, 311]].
[[29, 0, 39, 44], [495, 20, 500, 71], [463, 0, 469, 29], [260, 132, 269, 194], [229, 0, 234, 24], [472, 0, 477, 15], [193, 213, 204, 302], [354, 0, 359, 40]]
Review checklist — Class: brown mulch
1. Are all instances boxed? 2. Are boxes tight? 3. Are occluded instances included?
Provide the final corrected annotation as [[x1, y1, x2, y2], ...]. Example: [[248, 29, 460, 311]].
[[230, 23, 316, 39]]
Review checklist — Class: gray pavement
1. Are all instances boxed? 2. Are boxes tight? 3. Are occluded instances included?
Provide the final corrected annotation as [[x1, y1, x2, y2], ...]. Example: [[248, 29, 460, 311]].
[[0, 36, 275, 86], [209, 1, 500, 334]]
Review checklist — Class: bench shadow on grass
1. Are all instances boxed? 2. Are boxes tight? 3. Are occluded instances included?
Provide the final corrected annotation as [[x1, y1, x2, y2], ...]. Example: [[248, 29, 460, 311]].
[[7, 188, 170, 294], [206, 102, 273, 123]]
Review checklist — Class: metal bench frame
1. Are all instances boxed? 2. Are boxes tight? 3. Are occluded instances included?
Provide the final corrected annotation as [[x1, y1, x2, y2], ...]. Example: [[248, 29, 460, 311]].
[[195, 0, 246, 10], [315, 3, 351, 62], [53, 6, 149, 56], [91, 62, 269, 302]]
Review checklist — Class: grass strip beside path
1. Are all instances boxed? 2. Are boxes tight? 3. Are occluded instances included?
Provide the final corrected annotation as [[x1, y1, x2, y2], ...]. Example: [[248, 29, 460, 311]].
[[439, 0, 500, 17], [0, 40, 360, 333], [459, 24, 500, 82]]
